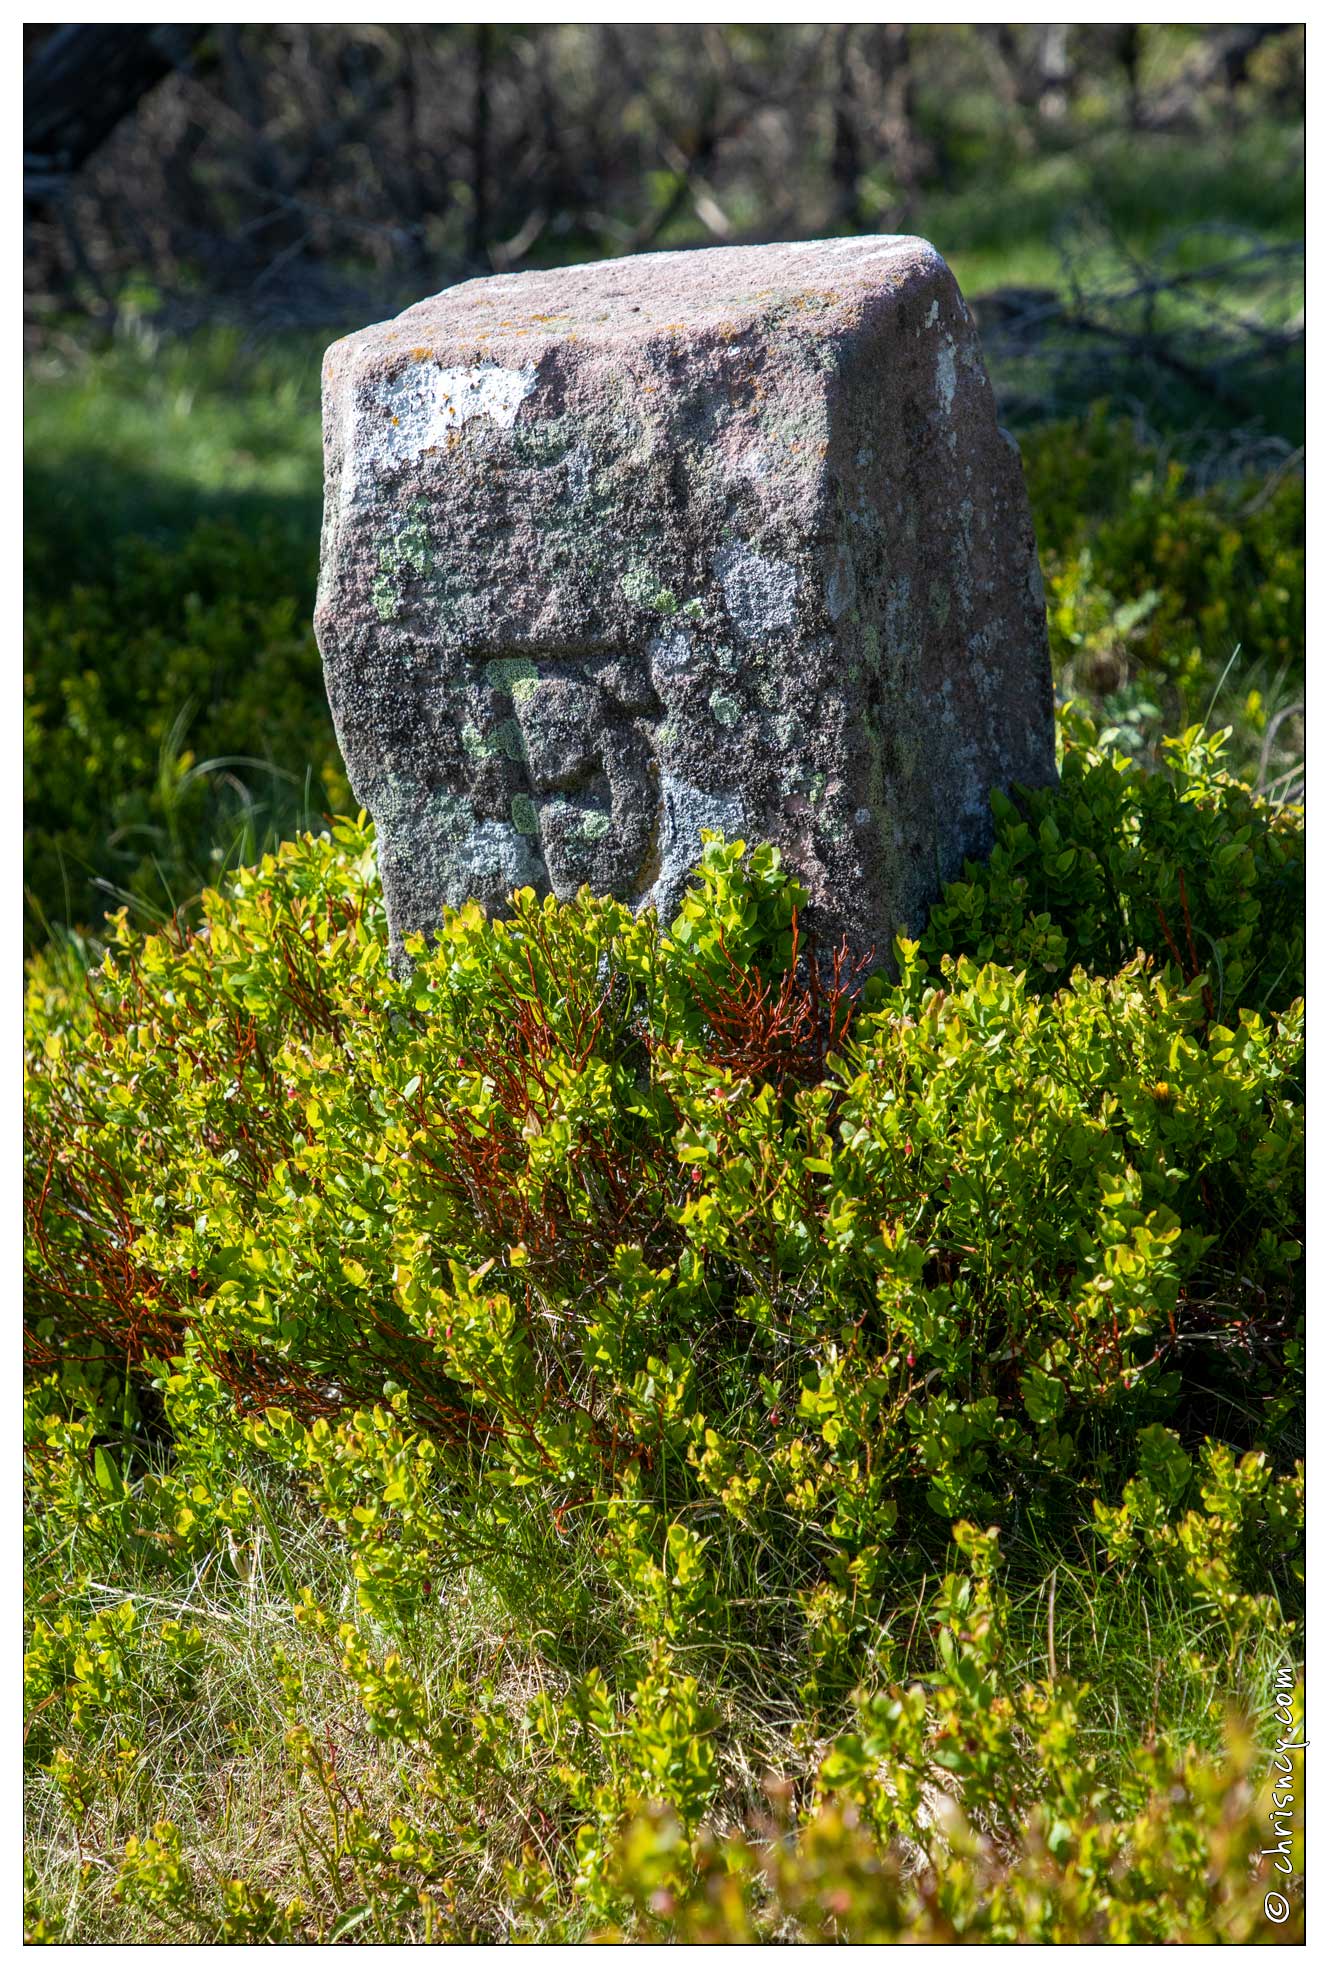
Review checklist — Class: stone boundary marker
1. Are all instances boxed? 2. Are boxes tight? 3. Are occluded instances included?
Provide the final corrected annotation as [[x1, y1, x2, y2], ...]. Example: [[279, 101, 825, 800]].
[[314, 235, 1056, 968]]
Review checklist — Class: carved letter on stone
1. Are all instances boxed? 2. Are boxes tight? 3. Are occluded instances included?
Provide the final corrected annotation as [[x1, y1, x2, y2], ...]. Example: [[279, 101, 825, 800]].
[[314, 236, 1056, 967]]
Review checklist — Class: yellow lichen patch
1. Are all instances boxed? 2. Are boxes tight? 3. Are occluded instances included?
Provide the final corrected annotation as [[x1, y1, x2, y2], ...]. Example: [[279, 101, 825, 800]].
[[410, 347, 434, 362]]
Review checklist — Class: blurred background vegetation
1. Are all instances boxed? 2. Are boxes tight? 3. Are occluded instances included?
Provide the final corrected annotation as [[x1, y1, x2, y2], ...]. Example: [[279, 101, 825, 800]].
[[23, 22, 1304, 952]]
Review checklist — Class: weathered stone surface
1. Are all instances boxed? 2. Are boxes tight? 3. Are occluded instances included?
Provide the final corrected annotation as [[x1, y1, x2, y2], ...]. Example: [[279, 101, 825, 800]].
[[314, 235, 1055, 965]]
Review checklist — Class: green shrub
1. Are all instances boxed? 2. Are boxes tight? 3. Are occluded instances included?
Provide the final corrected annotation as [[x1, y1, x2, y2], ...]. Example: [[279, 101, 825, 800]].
[[1022, 410, 1304, 783], [923, 715, 1304, 1013], [24, 722, 1303, 1940], [26, 723, 1303, 1509], [21, 1466, 1302, 1942], [23, 519, 347, 947]]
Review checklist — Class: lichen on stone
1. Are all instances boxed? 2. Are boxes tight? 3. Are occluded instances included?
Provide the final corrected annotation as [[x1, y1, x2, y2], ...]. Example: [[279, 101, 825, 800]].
[[371, 501, 434, 621], [461, 718, 526, 763], [621, 567, 679, 614], [712, 542, 798, 639], [510, 793, 539, 835], [485, 656, 539, 701]]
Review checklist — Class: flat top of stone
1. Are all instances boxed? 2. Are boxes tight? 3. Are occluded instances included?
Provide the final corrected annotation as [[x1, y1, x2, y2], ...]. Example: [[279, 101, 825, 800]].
[[330, 234, 947, 364]]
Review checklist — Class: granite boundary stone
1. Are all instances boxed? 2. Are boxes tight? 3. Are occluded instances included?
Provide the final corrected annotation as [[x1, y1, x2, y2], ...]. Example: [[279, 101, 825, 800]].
[[313, 235, 1056, 967]]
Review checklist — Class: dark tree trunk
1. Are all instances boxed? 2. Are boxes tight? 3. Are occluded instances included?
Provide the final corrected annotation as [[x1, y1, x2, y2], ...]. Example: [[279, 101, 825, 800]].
[[469, 23, 493, 266], [829, 26, 865, 231], [25, 24, 204, 200]]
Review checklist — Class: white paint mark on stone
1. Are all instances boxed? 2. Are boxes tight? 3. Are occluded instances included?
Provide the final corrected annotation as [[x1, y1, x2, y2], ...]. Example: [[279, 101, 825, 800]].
[[712, 542, 798, 639], [924, 299, 940, 327], [364, 361, 537, 478]]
